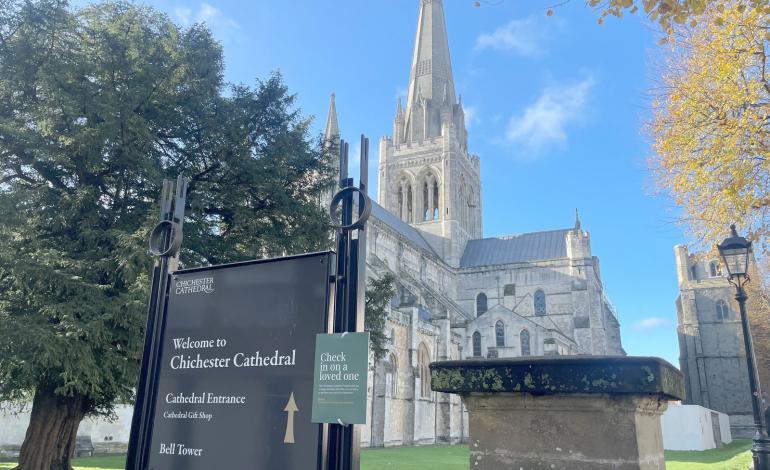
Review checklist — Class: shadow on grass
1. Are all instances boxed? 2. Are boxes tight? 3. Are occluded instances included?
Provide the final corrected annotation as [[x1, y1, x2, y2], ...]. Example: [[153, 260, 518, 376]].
[[664, 439, 752, 464], [0, 454, 126, 470]]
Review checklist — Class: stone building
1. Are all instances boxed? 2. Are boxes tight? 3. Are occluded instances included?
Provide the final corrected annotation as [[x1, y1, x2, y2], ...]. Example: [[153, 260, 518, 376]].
[[0, 0, 626, 454], [674, 245, 756, 438], [323, 0, 626, 448]]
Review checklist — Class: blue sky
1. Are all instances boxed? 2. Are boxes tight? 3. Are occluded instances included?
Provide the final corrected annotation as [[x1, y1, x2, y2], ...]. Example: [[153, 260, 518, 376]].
[[140, 0, 685, 365]]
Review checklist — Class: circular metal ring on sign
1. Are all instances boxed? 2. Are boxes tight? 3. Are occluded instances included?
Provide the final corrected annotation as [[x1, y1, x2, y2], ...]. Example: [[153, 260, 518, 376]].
[[329, 186, 372, 231], [148, 220, 182, 257]]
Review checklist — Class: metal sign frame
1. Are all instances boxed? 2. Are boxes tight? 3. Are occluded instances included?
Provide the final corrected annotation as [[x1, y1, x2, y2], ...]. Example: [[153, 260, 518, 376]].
[[326, 135, 370, 470], [126, 134, 370, 470]]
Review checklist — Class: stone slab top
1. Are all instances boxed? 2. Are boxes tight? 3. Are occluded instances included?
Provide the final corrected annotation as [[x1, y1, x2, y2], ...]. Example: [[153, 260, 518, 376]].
[[430, 356, 685, 400]]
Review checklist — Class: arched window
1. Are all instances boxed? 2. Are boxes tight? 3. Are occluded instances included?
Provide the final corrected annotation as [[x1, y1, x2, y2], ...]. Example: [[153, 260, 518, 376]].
[[710, 262, 718, 277], [432, 181, 439, 220], [716, 300, 729, 320], [418, 344, 431, 399], [423, 182, 429, 221], [386, 353, 398, 397], [520, 329, 531, 356], [398, 186, 404, 221], [459, 177, 467, 227], [476, 293, 488, 316], [495, 321, 505, 347], [534, 290, 546, 316], [472, 331, 481, 357], [407, 184, 413, 222], [465, 193, 476, 233]]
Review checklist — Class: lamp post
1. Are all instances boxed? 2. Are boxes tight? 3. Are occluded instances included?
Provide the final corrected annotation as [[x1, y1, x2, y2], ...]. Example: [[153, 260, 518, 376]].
[[717, 225, 770, 470]]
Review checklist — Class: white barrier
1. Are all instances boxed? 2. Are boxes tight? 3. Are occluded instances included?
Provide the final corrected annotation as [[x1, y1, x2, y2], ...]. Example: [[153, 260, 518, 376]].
[[661, 403, 732, 451]]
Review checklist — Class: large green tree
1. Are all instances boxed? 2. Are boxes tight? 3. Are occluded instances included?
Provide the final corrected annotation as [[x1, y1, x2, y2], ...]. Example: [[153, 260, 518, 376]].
[[0, 1, 333, 469], [365, 272, 396, 362]]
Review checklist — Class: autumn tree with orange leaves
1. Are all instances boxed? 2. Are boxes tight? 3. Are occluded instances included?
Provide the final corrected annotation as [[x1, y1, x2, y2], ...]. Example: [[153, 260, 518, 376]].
[[650, 2, 770, 256]]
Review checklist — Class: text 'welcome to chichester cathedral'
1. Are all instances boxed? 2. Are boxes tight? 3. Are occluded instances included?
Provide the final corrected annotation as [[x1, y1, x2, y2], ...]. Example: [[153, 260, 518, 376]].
[[321, 0, 626, 448], [0, 0, 627, 453]]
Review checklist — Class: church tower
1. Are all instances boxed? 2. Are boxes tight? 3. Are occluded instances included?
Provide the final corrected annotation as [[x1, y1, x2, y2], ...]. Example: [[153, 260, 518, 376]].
[[378, 0, 482, 267]]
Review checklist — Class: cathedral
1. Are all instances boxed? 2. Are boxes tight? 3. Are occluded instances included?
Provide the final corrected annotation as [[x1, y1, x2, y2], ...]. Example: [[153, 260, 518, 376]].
[[0, 0, 627, 456], [323, 0, 627, 447]]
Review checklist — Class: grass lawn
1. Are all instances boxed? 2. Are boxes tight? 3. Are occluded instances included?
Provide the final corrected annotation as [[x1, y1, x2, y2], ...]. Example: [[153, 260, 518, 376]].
[[362, 445, 469, 470], [0, 440, 753, 469], [665, 439, 753, 470], [0, 454, 126, 469]]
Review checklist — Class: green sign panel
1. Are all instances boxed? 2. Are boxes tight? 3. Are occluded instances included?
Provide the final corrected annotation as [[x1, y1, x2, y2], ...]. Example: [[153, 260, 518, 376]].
[[311, 332, 369, 425]]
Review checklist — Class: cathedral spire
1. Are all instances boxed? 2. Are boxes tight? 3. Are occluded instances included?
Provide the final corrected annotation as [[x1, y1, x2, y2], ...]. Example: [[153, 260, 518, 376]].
[[575, 208, 582, 231], [403, 0, 456, 140], [324, 92, 339, 143]]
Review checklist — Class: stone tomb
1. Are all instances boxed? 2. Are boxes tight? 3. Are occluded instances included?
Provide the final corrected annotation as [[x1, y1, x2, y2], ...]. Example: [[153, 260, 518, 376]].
[[430, 356, 684, 470]]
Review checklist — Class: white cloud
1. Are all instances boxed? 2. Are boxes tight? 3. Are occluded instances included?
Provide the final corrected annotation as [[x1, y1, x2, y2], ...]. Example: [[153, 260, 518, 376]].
[[174, 3, 240, 43], [475, 16, 561, 56], [504, 76, 594, 155], [632, 317, 673, 331], [174, 7, 192, 26], [464, 105, 480, 129]]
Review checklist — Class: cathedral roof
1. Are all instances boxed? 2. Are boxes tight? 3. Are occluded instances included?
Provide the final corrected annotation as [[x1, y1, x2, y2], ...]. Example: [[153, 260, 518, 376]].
[[460, 229, 572, 268], [371, 201, 439, 257]]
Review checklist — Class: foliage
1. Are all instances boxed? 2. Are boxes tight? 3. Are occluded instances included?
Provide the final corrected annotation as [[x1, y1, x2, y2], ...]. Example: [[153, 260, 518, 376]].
[[0, 0, 333, 464], [588, 0, 770, 34], [364, 272, 396, 362], [746, 260, 770, 410], [649, 3, 770, 255], [473, 0, 770, 35]]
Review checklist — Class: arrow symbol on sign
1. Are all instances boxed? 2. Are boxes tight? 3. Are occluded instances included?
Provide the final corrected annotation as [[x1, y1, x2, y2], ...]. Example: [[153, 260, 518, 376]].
[[283, 392, 298, 444]]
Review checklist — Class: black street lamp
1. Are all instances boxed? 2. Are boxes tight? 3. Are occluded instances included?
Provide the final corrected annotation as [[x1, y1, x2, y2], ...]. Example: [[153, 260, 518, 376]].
[[717, 225, 770, 470]]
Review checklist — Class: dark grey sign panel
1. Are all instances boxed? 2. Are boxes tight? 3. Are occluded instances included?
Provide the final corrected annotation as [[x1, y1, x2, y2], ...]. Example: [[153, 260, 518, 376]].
[[146, 253, 332, 470]]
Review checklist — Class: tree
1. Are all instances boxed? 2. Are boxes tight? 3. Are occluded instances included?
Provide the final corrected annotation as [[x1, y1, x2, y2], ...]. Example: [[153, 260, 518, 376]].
[[0, 1, 333, 468], [649, 3, 770, 255], [365, 272, 396, 362], [745, 260, 770, 430], [587, 0, 770, 33], [472, 0, 770, 38]]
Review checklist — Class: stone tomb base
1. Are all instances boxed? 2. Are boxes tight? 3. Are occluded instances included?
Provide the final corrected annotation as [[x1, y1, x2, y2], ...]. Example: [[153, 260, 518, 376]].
[[431, 356, 685, 470], [466, 393, 667, 469]]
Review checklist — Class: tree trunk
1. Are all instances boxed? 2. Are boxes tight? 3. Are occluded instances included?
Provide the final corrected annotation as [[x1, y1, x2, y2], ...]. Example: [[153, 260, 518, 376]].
[[14, 384, 89, 470]]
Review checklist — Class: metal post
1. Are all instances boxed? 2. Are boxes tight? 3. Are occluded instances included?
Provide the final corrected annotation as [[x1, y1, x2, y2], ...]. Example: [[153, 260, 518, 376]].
[[735, 284, 770, 470], [126, 176, 187, 470], [327, 136, 370, 470]]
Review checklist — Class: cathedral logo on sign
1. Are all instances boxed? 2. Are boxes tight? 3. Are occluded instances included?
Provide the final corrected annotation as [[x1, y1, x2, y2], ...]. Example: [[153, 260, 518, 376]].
[[175, 276, 215, 295]]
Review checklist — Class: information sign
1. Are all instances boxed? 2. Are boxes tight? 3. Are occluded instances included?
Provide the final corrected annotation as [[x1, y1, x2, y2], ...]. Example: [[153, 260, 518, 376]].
[[311, 332, 370, 425], [145, 253, 332, 470]]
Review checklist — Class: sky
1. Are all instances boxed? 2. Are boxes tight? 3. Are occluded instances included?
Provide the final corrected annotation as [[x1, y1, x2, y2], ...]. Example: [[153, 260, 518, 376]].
[[136, 0, 686, 365]]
